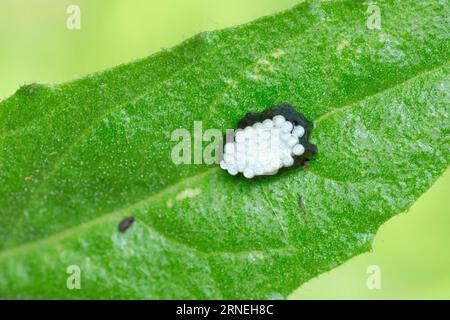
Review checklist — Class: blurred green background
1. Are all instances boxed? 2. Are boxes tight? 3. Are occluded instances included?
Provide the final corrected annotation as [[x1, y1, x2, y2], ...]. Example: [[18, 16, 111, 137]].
[[0, 0, 448, 299]]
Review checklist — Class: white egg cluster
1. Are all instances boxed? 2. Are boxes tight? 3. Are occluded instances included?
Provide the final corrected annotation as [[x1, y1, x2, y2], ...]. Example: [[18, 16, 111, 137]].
[[220, 115, 306, 179]]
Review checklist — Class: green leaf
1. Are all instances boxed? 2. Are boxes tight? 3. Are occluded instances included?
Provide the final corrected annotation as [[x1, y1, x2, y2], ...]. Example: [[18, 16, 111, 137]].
[[0, 0, 448, 299]]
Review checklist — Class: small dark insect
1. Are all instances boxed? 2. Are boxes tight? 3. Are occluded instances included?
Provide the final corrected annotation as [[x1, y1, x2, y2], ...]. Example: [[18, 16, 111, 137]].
[[118, 216, 135, 233], [299, 196, 308, 219]]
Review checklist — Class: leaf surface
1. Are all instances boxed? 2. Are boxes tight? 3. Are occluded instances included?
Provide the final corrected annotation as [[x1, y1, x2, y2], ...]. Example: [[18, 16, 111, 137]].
[[0, 0, 449, 298]]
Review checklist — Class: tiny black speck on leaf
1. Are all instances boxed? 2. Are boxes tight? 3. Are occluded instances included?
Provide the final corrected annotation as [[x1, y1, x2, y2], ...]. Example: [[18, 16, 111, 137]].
[[118, 216, 135, 233], [302, 160, 310, 170]]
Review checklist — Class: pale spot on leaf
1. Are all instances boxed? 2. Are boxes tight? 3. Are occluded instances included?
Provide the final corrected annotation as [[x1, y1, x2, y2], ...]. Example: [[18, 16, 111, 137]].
[[175, 188, 202, 201]]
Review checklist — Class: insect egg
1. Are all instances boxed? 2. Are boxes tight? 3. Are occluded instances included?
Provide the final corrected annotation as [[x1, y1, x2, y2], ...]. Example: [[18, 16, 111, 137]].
[[273, 115, 286, 127], [292, 144, 305, 156], [293, 126, 305, 138]]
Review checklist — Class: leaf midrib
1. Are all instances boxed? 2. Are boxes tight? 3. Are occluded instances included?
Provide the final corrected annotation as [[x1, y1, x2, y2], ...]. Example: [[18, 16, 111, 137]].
[[1, 60, 447, 262]]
